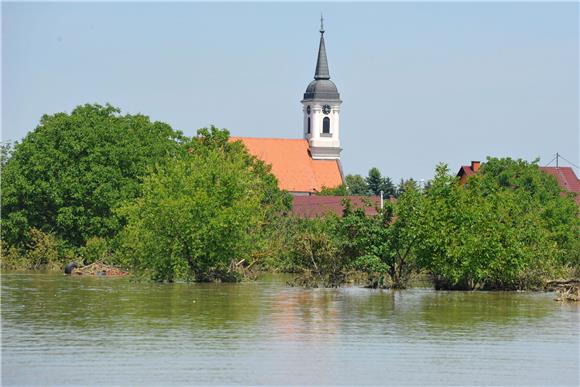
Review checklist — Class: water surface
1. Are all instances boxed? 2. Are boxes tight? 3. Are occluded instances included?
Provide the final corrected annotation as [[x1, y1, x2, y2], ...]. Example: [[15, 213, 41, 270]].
[[2, 273, 578, 386]]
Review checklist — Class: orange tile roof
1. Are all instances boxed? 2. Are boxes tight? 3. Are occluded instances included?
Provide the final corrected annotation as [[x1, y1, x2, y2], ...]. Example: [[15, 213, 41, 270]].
[[231, 137, 343, 193]]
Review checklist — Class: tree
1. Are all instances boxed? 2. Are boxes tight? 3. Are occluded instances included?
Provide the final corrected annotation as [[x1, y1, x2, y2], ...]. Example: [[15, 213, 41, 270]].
[[471, 157, 579, 269], [365, 168, 396, 198], [384, 182, 424, 287], [345, 174, 369, 195], [288, 216, 348, 287], [1, 104, 186, 248], [396, 178, 419, 197], [339, 183, 423, 289], [415, 161, 576, 290], [118, 127, 290, 282], [366, 168, 384, 196], [383, 176, 397, 198]]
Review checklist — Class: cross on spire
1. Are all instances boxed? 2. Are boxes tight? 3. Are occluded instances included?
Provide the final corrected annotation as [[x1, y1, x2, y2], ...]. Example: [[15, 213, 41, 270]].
[[314, 15, 330, 80]]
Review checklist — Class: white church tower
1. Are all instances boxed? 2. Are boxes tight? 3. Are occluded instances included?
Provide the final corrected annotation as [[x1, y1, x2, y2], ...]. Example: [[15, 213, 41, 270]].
[[302, 16, 342, 160]]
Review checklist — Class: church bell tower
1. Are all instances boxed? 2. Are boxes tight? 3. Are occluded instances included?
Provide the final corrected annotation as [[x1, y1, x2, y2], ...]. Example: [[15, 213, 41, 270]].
[[302, 16, 342, 160]]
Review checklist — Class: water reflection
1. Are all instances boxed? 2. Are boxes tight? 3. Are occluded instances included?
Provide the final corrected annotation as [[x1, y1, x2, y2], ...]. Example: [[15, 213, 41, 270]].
[[2, 273, 578, 386]]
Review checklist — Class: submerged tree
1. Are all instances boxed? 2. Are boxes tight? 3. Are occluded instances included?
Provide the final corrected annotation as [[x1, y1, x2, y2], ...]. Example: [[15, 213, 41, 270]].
[[415, 160, 578, 290], [471, 157, 579, 270], [339, 183, 423, 289], [288, 216, 348, 287], [118, 127, 290, 282]]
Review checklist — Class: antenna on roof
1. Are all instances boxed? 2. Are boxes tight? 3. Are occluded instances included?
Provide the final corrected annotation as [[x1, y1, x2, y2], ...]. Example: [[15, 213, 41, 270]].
[[320, 13, 325, 34], [545, 152, 580, 171]]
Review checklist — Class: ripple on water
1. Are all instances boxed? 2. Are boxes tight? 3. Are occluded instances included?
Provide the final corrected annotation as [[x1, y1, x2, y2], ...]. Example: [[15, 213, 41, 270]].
[[1, 273, 578, 386]]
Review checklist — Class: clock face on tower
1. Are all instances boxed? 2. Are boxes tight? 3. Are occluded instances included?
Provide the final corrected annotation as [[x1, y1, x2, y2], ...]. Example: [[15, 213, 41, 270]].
[[322, 105, 331, 115], [306, 105, 311, 115]]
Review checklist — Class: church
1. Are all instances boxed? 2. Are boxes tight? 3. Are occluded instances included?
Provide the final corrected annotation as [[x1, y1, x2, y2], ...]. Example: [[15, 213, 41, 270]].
[[233, 18, 344, 196]]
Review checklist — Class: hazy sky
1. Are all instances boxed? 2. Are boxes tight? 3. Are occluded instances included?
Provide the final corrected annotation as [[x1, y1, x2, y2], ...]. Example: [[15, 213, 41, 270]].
[[2, 2, 579, 181]]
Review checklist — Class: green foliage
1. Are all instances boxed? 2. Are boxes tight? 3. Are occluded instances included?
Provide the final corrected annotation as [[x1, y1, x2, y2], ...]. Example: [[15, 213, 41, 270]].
[[318, 184, 348, 196], [2, 104, 185, 248], [339, 184, 423, 289], [118, 127, 289, 282], [345, 174, 369, 195], [288, 216, 350, 287], [396, 178, 420, 197], [257, 215, 301, 272], [285, 186, 424, 289], [24, 228, 63, 270], [415, 161, 576, 290], [1, 241, 29, 271], [344, 169, 399, 197], [473, 157, 579, 268], [366, 168, 396, 198], [79, 237, 110, 265], [1, 228, 71, 271]]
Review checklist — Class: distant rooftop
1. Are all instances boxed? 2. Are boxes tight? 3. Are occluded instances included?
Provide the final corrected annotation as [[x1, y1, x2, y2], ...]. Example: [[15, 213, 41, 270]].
[[291, 195, 381, 218], [539, 166, 580, 205]]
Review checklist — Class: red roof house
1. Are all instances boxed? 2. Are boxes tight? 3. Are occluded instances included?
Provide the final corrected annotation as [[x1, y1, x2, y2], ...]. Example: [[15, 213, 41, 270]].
[[539, 166, 580, 205], [457, 161, 481, 185], [291, 195, 381, 218]]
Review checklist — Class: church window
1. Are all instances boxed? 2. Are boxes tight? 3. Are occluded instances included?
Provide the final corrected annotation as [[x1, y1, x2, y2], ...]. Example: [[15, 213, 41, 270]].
[[307, 117, 311, 133], [323, 117, 330, 134]]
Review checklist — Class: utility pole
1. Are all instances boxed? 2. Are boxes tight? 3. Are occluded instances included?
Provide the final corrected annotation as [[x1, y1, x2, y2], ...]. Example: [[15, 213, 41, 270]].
[[556, 152, 559, 168]]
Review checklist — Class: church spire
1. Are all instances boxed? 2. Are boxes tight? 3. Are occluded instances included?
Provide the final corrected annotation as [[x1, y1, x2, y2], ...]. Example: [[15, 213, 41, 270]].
[[314, 14, 330, 80]]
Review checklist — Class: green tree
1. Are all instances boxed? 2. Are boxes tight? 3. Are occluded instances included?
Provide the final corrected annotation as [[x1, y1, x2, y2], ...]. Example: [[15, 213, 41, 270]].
[[288, 216, 348, 287], [2, 104, 185, 248], [396, 178, 419, 197], [118, 127, 290, 282], [472, 157, 579, 269], [365, 168, 396, 198], [339, 183, 423, 289], [345, 174, 369, 195], [415, 161, 576, 290]]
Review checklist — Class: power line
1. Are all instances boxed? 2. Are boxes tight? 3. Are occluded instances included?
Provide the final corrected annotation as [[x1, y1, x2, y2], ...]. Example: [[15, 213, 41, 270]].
[[544, 155, 558, 167], [558, 154, 580, 169], [544, 153, 580, 170]]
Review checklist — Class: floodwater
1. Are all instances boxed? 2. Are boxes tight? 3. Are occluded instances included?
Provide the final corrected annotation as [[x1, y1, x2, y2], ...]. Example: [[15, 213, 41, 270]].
[[1, 273, 578, 386]]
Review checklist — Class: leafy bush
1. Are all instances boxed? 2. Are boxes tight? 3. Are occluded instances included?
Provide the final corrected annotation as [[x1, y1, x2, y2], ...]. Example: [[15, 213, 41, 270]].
[[79, 237, 110, 265], [118, 127, 289, 282], [339, 185, 423, 289], [1, 228, 71, 271], [416, 161, 576, 290], [288, 216, 349, 287]]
